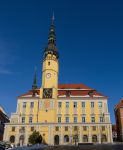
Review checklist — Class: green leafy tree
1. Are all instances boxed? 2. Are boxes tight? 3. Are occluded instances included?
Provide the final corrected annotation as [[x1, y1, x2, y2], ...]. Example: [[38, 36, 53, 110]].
[[28, 131, 42, 144]]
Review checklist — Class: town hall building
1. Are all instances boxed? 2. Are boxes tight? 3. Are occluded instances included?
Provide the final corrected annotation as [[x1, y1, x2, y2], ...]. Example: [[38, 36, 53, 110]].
[[3, 16, 113, 145]]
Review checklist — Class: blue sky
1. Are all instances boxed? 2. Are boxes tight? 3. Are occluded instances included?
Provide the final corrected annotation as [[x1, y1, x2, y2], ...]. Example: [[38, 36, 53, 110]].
[[0, 0, 123, 123]]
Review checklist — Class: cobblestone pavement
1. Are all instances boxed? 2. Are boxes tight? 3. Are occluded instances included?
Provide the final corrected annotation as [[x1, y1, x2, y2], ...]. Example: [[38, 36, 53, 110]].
[[40, 144, 123, 150]]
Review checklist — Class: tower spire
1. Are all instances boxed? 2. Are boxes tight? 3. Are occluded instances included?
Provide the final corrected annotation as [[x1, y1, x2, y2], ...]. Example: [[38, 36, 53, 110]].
[[32, 67, 37, 90], [51, 12, 55, 25], [48, 13, 56, 45], [44, 14, 59, 59]]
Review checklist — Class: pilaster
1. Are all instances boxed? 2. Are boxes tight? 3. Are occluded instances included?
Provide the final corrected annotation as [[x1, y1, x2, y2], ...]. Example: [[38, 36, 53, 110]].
[[98, 126, 101, 143], [88, 126, 92, 143], [79, 125, 82, 143]]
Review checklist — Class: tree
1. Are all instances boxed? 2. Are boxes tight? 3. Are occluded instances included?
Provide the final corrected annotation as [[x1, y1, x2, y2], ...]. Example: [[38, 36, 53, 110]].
[[28, 131, 42, 144]]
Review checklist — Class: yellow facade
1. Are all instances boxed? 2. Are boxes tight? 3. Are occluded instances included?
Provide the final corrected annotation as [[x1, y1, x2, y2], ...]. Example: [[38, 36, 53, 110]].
[[3, 18, 113, 146]]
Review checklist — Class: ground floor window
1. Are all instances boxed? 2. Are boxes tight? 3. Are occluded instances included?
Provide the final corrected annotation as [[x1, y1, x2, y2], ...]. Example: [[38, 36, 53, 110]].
[[10, 135, 15, 143], [83, 135, 88, 142], [64, 135, 69, 142], [101, 134, 107, 142], [65, 126, 68, 131], [92, 135, 98, 142]]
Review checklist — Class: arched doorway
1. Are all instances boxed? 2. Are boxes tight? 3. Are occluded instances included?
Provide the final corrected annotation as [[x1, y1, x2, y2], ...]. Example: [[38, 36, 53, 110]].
[[83, 135, 88, 142], [10, 135, 15, 143], [64, 135, 69, 143], [54, 135, 59, 145], [92, 135, 98, 143], [101, 134, 107, 143], [19, 135, 24, 146]]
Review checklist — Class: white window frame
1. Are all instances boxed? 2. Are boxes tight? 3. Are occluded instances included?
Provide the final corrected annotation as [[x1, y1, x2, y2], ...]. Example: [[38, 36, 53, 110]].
[[74, 117, 77, 123], [66, 117, 69, 123], [91, 102, 94, 108], [30, 102, 34, 108], [29, 117, 33, 123], [73, 102, 77, 108], [58, 117, 61, 123], [22, 117, 25, 123], [66, 102, 69, 108], [82, 102, 85, 108], [82, 116, 85, 123]]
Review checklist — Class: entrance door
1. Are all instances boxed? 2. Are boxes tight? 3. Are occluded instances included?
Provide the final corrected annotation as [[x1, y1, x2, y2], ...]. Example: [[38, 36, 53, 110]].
[[54, 135, 59, 145]]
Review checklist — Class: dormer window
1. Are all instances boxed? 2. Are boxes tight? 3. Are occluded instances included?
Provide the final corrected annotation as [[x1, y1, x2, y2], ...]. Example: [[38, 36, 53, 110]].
[[88, 90, 94, 97], [66, 90, 71, 97]]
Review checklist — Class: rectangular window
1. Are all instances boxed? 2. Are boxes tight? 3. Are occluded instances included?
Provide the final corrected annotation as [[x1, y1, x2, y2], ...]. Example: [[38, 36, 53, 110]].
[[74, 117, 77, 123], [66, 102, 69, 108], [100, 117, 104, 122], [91, 102, 94, 108], [23, 102, 26, 108], [82, 117, 85, 123], [29, 117, 32, 123], [58, 102, 62, 108], [22, 117, 25, 123], [58, 117, 61, 123], [83, 126, 87, 131], [74, 126, 78, 131], [12, 127, 15, 131], [21, 127, 25, 133], [91, 117, 95, 123], [65, 126, 68, 131], [66, 117, 69, 123], [31, 127, 34, 131], [102, 126, 105, 131], [73, 102, 77, 108], [98, 102, 102, 108], [82, 102, 85, 108], [92, 126, 96, 131], [55, 126, 59, 131], [30, 102, 34, 108]]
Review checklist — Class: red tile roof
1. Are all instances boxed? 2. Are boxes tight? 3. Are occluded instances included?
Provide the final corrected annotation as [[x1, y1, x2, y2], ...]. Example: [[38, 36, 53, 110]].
[[58, 84, 93, 90], [18, 84, 107, 98], [114, 99, 123, 111]]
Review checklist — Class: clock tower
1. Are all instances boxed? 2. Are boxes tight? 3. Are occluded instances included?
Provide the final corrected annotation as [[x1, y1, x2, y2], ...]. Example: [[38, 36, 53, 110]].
[[39, 15, 59, 123]]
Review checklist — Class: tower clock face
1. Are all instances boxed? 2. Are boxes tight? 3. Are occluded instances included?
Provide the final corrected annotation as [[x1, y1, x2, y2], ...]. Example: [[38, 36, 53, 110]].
[[43, 88, 52, 99], [46, 73, 51, 79]]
